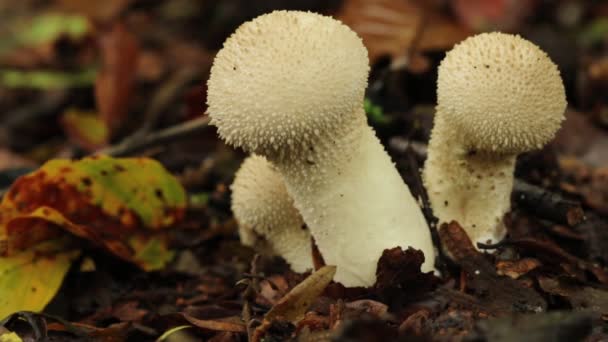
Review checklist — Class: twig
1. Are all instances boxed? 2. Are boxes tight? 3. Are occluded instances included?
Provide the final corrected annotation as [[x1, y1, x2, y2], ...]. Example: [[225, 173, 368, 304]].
[[512, 179, 585, 226], [131, 67, 201, 138], [242, 254, 261, 342], [97, 115, 210, 157]]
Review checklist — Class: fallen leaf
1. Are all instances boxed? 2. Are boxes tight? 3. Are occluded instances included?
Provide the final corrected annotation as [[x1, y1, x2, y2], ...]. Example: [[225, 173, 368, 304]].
[[0, 68, 96, 89], [156, 325, 193, 342], [0, 12, 91, 56], [538, 276, 608, 314], [338, 0, 469, 63], [111, 301, 148, 322], [0, 238, 80, 319], [95, 22, 139, 135], [47, 321, 131, 340], [60, 108, 110, 151], [0, 150, 36, 171], [0, 331, 21, 342], [439, 222, 546, 314], [506, 237, 608, 284], [0, 156, 187, 270], [373, 247, 439, 312], [496, 258, 542, 279], [344, 300, 388, 317], [451, 0, 536, 32], [181, 314, 245, 333], [468, 310, 593, 342], [58, 0, 132, 22], [554, 110, 608, 167], [264, 265, 337, 323]]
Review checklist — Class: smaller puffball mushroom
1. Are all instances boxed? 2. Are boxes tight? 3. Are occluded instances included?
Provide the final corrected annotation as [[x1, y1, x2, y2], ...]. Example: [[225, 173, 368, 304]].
[[423, 32, 567, 246], [231, 155, 313, 273], [208, 11, 435, 286]]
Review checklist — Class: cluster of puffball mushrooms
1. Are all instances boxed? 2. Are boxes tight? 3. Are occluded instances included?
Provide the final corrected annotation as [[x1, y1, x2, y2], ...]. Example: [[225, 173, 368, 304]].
[[206, 11, 567, 287]]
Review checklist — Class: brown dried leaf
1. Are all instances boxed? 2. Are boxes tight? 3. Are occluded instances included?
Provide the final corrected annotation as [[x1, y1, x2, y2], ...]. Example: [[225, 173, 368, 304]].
[[373, 247, 439, 311], [468, 310, 593, 342], [572, 213, 608, 265], [451, 0, 536, 32], [111, 301, 147, 322], [95, 22, 139, 135], [507, 237, 608, 284], [344, 300, 388, 317], [439, 222, 547, 314], [257, 275, 289, 307], [58, 0, 132, 22], [554, 111, 608, 167], [264, 265, 336, 323], [181, 314, 246, 333], [0, 149, 36, 171], [496, 258, 541, 279], [337, 0, 469, 63], [538, 276, 608, 314]]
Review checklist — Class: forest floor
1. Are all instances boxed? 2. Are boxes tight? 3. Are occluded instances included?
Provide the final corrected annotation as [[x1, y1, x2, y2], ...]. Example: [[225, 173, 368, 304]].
[[1, 0, 608, 341]]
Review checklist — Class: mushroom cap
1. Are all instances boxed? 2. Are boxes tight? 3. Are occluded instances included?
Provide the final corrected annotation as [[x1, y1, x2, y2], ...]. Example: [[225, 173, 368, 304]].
[[207, 11, 369, 154], [231, 155, 302, 238], [437, 32, 566, 154]]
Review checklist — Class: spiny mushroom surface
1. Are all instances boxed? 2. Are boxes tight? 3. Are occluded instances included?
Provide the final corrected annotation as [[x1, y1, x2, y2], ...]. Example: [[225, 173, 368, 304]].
[[231, 155, 312, 273], [423, 32, 567, 246], [208, 10, 435, 287]]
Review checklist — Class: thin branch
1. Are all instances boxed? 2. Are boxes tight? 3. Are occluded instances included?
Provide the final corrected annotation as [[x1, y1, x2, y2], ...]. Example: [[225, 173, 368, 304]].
[[132, 67, 201, 138], [97, 115, 211, 157]]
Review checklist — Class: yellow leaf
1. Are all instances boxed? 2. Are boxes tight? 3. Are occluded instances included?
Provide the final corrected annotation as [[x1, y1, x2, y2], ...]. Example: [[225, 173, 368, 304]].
[[0, 331, 23, 342], [0, 156, 186, 270], [0, 239, 80, 320]]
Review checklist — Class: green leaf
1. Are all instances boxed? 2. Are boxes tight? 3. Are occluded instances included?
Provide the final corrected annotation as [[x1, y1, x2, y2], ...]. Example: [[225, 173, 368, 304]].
[[0, 68, 97, 89], [29, 156, 187, 230], [60, 109, 110, 151], [130, 236, 175, 272], [1, 156, 187, 270], [364, 98, 391, 125], [0, 13, 90, 55], [579, 18, 608, 47], [0, 238, 80, 320]]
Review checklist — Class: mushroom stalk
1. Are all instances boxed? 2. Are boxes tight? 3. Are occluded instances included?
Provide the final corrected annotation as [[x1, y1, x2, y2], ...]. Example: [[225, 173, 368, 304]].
[[232, 155, 312, 273], [274, 112, 434, 286], [424, 115, 518, 244]]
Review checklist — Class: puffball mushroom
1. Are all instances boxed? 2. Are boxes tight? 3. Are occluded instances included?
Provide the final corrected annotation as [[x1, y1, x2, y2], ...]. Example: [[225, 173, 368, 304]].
[[231, 155, 312, 273], [208, 11, 435, 287], [423, 32, 566, 246]]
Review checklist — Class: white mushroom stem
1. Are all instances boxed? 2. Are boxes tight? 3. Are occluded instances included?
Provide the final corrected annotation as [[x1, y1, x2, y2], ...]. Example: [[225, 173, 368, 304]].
[[423, 32, 566, 247], [274, 111, 434, 286], [424, 115, 517, 245], [231, 155, 312, 273]]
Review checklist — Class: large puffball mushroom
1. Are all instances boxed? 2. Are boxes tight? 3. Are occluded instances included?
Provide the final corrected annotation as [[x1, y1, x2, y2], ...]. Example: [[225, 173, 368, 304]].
[[423, 32, 567, 246], [231, 155, 313, 273], [208, 11, 435, 287]]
